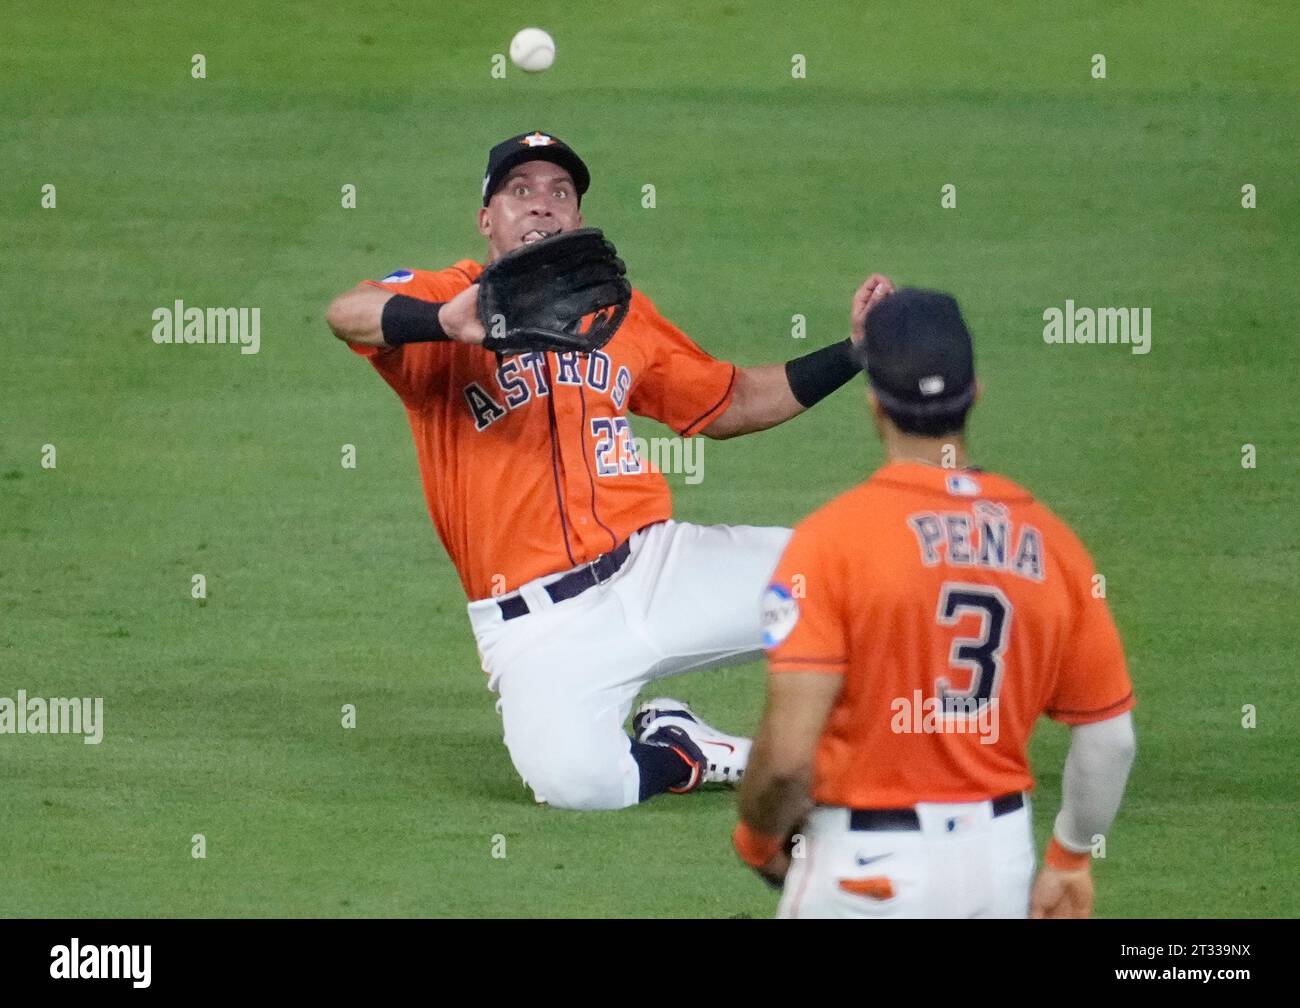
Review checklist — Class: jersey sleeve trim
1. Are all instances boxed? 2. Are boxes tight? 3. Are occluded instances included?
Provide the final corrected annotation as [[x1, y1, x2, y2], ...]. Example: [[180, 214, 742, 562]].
[[677, 364, 738, 437], [1047, 691, 1136, 725]]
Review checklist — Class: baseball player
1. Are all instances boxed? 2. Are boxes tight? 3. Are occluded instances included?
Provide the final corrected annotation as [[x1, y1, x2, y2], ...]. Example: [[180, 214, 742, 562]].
[[326, 130, 895, 811], [734, 288, 1137, 917]]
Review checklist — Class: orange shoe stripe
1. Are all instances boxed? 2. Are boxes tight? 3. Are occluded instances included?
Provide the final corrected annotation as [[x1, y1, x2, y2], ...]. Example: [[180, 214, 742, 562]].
[[838, 876, 895, 900], [666, 744, 700, 793]]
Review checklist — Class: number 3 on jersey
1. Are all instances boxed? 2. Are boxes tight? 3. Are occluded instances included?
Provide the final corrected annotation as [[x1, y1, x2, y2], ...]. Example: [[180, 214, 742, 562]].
[[935, 583, 1012, 710], [591, 417, 643, 477]]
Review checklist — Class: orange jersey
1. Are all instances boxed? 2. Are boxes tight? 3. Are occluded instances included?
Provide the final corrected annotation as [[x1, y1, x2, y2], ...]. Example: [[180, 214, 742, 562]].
[[350, 262, 736, 600], [764, 462, 1134, 808]]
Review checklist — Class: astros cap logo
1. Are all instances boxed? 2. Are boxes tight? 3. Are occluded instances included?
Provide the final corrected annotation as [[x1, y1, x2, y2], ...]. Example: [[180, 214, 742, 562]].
[[483, 131, 591, 207]]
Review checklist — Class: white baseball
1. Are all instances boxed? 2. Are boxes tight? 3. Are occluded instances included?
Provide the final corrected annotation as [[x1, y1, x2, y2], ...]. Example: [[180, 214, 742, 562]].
[[510, 27, 556, 73]]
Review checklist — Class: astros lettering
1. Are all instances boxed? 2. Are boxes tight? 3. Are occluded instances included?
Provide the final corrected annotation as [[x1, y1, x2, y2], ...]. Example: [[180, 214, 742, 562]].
[[465, 349, 632, 430]]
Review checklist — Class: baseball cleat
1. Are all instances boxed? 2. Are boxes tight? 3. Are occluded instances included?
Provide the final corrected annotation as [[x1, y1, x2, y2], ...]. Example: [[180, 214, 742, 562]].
[[643, 724, 705, 794], [634, 697, 751, 786]]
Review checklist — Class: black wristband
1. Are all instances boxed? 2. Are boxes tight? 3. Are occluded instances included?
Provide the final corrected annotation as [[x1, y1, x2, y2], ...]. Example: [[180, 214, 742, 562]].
[[784, 338, 862, 409], [381, 295, 451, 346]]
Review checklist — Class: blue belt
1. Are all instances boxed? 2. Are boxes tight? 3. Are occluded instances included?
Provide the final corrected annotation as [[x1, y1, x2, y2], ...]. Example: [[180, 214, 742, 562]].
[[498, 539, 632, 621], [848, 791, 1025, 831]]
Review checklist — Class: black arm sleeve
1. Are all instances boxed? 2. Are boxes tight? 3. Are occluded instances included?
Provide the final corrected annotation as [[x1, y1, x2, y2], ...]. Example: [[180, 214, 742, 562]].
[[381, 295, 451, 346], [784, 338, 861, 408]]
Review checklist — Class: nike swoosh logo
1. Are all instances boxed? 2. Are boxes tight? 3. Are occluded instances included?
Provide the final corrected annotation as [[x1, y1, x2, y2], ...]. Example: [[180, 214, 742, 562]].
[[855, 853, 893, 867], [702, 738, 736, 753]]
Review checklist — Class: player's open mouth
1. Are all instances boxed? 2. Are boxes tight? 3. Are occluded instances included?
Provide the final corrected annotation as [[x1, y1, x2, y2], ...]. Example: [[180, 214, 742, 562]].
[[522, 229, 559, 244]]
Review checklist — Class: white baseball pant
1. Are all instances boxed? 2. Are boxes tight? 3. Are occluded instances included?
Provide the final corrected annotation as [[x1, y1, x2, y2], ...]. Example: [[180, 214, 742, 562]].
[[778, 797, 1035, 918], [467, 519, 792, 811]]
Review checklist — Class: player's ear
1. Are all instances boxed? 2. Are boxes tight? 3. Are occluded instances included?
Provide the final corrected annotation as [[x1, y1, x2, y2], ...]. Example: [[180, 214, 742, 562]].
[[973, 379, 983, 404], [477, 206, 491, 238]]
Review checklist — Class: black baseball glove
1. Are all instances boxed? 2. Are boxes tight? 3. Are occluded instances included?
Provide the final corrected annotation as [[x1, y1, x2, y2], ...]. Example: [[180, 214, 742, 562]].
[[476, 228, 632, 356]]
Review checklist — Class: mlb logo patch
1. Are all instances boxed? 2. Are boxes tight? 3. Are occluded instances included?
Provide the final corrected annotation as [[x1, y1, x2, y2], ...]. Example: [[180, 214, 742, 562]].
[[381, 269, 415, 284], [947, 474, 980, 496], [760, 584, 800, 648]]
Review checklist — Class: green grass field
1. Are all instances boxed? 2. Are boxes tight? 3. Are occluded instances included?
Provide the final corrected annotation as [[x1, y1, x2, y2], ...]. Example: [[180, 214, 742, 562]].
[[2, 1, 1296, 918]]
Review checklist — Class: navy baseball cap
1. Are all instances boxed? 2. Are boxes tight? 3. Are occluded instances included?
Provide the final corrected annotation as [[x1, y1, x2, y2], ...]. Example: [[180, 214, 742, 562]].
[[861, 288, 976, 419], [482, 131, 590, 206]]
